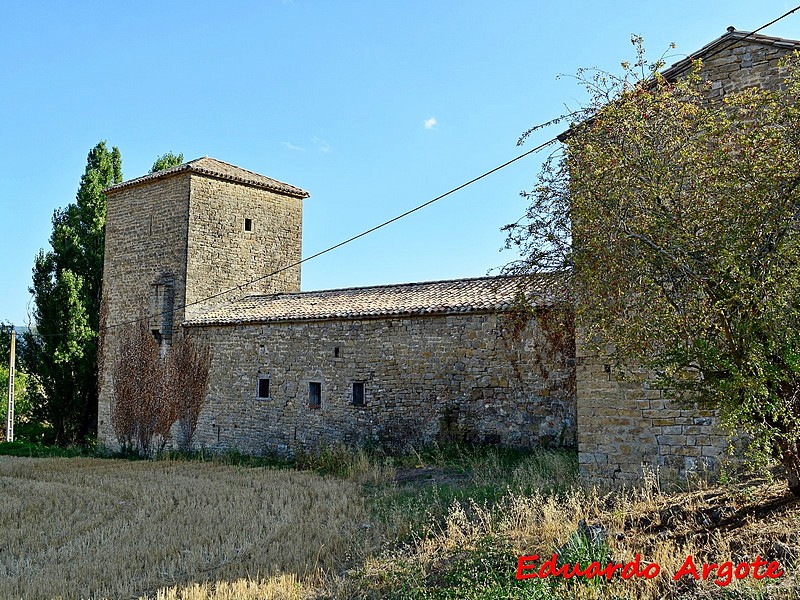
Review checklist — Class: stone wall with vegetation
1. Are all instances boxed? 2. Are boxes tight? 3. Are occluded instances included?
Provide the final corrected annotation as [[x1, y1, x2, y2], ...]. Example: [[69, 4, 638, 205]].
[[187, 310, 576, 457], [576, 344, 730, 485], [576, 36, 798, 485], [98, 174, 192, 446], [682, 36, 797, 98]]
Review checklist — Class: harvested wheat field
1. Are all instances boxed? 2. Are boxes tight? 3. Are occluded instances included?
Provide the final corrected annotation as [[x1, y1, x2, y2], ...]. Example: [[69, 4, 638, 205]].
[[0, 456, 375, 600]]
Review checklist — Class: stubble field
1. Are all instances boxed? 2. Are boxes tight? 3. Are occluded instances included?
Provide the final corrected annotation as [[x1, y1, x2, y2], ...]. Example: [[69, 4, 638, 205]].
[[0, 456, 375, 599]]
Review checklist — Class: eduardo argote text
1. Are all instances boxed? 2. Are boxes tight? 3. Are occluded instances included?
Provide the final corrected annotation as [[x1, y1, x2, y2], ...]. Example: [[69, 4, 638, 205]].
[[516, 553, 784, 587]]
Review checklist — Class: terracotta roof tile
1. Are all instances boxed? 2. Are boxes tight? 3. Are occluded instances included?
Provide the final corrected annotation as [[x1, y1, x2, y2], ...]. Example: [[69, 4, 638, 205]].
[[104, 156, 309, 198], [184, 275, 560, 326]]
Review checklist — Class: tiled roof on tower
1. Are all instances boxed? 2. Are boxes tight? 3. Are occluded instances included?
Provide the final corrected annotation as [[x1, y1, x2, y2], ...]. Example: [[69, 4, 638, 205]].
[[104, 156, 309, 199]]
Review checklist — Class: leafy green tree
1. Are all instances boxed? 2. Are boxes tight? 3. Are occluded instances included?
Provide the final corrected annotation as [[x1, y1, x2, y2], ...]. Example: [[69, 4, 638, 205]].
[[24, 142, 122, 444], [1, 324, 11, 438], [505, 43, 800, 495], [149, 151, 183, 173]]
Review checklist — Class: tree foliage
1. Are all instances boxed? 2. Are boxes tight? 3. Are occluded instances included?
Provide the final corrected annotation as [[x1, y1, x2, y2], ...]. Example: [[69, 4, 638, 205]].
[[169, 334, 211, 452], [149, 151, 183, 173], [111, 319, 169, 455], [24, 142, 122, 444], [0, 323, 9, 367], [505, 40, 800, 495], [111, 320, 210, 456]]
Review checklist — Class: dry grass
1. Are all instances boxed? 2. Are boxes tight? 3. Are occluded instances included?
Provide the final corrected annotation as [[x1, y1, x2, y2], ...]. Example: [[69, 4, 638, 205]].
[[149, 574, 306, 600], [345, 468, 800, 599], [0, 456, 375, 599]]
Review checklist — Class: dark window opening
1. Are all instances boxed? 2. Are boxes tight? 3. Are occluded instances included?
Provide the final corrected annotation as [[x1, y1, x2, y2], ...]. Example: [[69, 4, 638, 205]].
[[257, 376, 270, 399], [309, 382, 321, 408], [352, 382, 365, 406], [244, 218, 253, 232], [334, 347, 340, 358]]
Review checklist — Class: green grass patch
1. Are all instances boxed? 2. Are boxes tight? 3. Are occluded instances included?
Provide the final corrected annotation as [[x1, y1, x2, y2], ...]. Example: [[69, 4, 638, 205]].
[[0, 441, 90, 458]]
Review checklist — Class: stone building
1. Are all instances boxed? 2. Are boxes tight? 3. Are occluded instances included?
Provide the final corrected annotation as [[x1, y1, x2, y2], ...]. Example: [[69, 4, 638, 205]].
[[97, 29, 800, 484], [185, 278, 575, 455], [97, 158, 307, 443], [96, 158, 577, 456]]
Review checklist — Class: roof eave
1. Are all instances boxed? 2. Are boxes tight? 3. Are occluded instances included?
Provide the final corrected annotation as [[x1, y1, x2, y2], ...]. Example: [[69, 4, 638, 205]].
[[662, 30, 800, 81], [556, 30, 800, 142], [181, 305, 535, 328], [103, 158, 310, 199]]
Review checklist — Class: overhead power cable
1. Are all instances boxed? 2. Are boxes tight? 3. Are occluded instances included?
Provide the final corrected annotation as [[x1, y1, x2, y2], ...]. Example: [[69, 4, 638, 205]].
[[690, 6, 800, 65]]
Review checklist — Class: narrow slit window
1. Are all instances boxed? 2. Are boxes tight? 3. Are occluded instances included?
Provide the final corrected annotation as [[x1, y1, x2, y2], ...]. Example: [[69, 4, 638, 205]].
[[149, 278, 174, 343], [352, 382, 365, 406], [309, 382, 321, 408], [257, 375, 270, 399], [244, 218, 253, 232]]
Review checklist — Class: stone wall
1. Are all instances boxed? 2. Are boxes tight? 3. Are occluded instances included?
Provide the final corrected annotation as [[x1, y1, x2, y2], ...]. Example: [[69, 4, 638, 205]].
[[576, 344, 729, 485], [184, 174, 303, 317], [666, 35, 798, 98], [186, 310, 576, 457]]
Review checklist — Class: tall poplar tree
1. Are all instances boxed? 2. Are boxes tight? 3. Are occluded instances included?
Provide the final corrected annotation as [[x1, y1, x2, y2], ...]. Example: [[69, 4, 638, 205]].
[[25, 142, 122, 444]]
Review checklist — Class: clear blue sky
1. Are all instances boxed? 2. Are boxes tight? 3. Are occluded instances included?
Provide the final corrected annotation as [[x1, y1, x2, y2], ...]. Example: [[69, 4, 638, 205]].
[[1, 1, 797, 326]]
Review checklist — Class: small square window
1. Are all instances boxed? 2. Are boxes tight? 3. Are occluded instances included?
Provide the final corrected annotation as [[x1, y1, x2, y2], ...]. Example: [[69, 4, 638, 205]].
[[352, 382, 365, 406], [309, 382, 321, 408], [257, 375, 270, 399], [244, 218, 253, 232]]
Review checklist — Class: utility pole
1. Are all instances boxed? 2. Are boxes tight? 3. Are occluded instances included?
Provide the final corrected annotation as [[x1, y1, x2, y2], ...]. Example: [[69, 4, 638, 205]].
[[6, 326, 15, 442]]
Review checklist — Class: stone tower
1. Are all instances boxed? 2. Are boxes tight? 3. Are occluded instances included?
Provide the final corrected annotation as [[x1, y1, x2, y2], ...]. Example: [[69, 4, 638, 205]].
[[96, 157, 308, 445]]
